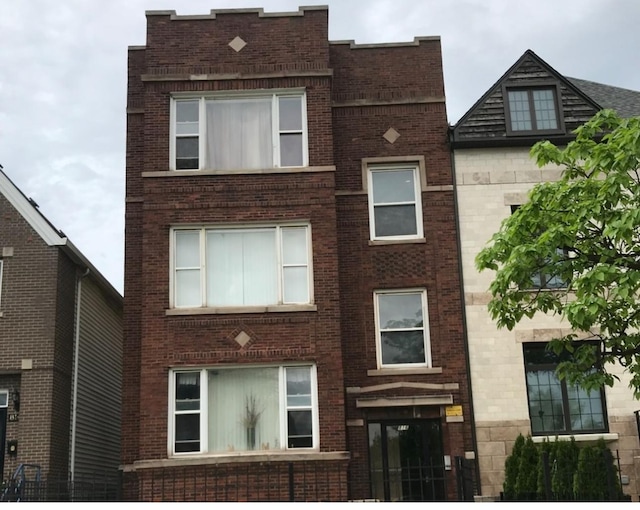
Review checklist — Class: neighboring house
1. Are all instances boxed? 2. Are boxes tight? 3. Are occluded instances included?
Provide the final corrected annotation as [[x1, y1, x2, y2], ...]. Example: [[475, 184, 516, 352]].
[[123, 6, 474, 502], [0, 168, 123, 482], [451, 49, 640, 499]]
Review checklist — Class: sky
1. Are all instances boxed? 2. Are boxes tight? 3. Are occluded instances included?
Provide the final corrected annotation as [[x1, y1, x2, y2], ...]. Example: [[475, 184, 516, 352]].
[[1, 0, 638, 295]]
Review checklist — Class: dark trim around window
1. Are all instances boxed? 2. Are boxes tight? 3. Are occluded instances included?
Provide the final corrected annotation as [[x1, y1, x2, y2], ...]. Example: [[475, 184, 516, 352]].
[[523, 343, 608, 436], [503, 82, 565, 137]]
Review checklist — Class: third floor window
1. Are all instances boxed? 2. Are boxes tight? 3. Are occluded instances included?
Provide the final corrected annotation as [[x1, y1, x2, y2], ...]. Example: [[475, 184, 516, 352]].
[[505, 86, 562, 134], [172, 92, 308, 171]]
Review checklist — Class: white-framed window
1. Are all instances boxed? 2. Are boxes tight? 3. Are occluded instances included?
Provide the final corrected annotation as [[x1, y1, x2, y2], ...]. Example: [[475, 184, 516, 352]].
[[374, 289, 431, 368], [169, 364, 318, 455], [171, 91, 308, 171], [0, 389, 8, 408], [367, 165, 423, 240], [172, 224, 312, 309]]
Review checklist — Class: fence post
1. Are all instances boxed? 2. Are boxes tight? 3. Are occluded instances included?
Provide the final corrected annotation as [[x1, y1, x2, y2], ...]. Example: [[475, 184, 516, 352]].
[[542, 450, 552, 500], [454, 457, 463, 501], [288, 463, 294, 502]]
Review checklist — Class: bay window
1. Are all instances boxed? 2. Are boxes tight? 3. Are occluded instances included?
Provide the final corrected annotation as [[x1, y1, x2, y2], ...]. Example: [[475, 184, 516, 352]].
[[170, 365, 318, 455], [172, 225, 312, 309], [172, 92, 307, 171]]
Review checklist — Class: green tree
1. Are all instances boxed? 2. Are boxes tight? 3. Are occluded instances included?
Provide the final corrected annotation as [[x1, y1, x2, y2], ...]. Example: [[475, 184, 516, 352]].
[[515, 436, 539, 498], [476, 110, 640, 395], [536, 439, 554, 499], [503, 434, 525, 499], [573, 439, 623, 500], [551, 438, 579, 500]]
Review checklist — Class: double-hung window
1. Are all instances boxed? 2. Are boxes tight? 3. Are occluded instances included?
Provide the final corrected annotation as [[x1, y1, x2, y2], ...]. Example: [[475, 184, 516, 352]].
[[172, 225, 311, 309], [505, 86, 562, 134], [524, 343, 606, 435], [367, 165, 423, 240], [172, 92, 307, 171], [170, 365, 318, 455], [374, 290, 431, 368]]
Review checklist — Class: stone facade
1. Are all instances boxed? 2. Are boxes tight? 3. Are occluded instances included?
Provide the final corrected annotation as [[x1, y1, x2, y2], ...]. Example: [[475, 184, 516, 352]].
[[454, 146, 640, 499]]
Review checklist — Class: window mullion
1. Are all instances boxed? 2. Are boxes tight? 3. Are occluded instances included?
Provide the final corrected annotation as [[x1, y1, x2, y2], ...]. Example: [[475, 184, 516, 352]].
[[200, 229, 206, 307], [199, 99, 206, 170], [276, 226, 284, 304], [280, 367, 287, 449], [272, 94, 279, 167], [200, 368, 207, 453], [528, 90, 538, 131], [559, 379, 572, 433]]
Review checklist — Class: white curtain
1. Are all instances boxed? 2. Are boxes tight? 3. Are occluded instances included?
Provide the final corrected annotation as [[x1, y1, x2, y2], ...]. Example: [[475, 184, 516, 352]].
[[205, 99, 273, 170], [207, 230, 277, 306], [208, 368, 280, 452]]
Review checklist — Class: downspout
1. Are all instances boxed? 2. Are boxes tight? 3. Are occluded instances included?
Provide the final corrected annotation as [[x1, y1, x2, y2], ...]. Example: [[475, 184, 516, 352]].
[[449, 127, 481, 496], [69, 267, 90, 480]]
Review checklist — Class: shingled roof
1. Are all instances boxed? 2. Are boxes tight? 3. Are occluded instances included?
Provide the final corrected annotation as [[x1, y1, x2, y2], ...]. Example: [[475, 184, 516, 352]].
[[567, 77, 640, 118]]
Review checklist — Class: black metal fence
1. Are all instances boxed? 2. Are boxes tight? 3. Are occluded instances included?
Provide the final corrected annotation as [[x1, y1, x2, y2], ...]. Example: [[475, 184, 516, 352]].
[[1, 473, 120, 502], [1, 457, 476, 502], [455, 456, 477, 501]]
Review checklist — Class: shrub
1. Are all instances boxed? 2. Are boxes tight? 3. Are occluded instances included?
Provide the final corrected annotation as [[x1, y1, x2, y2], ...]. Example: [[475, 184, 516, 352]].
[[515, 436, 539, 498], [551, 438, 579, 500], [503, 434, 525, 500]]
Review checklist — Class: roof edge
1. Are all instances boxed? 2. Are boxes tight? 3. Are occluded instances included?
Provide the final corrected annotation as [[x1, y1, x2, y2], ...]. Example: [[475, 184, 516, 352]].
[[329, 36, 440, 49], [0, 169, 122, 302], [146, 5, 328, 20]]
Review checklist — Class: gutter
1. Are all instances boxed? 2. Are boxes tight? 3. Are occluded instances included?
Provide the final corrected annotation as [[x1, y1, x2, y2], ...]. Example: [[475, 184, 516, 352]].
[[449, 125, 482, 495], [69, 267, 90, 480]]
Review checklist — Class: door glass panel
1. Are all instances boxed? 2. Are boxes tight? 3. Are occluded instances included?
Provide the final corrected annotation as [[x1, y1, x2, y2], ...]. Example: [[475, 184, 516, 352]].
[[368, 420, 445, 502], [368, 423, 384, 502]]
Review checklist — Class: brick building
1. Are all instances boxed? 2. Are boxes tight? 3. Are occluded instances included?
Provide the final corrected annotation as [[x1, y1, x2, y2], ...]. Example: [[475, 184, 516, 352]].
[[0, 168, 122, 483], [123, 6, 474, 501], [451, 50, 640, 499]]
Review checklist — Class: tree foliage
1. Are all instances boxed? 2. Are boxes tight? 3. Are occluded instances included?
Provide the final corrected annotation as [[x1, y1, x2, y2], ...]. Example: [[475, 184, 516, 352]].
[[476, 110, 640, 396]]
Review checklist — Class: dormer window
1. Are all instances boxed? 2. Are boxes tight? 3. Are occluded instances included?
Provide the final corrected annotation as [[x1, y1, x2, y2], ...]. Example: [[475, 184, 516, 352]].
[[504, 84, 563, 135]]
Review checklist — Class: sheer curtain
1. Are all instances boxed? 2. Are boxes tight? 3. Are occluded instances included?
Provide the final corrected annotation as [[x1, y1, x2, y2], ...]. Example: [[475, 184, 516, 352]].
[[205, 99, 273, 170], [207, 230, 277, 306], [208, 368, 280, 452]]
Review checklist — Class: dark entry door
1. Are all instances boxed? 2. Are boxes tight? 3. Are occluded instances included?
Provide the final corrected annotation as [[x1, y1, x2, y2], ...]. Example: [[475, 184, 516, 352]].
[[368, 419, 446, 501], [0, 407, 6, 480]]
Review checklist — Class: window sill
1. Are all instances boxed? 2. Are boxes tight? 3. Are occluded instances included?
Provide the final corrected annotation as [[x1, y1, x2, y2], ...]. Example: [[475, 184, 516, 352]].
[[143, 165, 336, 177], [166, 304, 317, 316], [531, 433, 618, 444], [123, 450, 350, 472], [368, 238, 426, 246], [367, 367, 443, 376]]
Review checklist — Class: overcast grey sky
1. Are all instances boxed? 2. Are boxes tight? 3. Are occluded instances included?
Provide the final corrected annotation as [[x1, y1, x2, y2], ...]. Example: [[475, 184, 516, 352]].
[[1, 0, 638, 294]]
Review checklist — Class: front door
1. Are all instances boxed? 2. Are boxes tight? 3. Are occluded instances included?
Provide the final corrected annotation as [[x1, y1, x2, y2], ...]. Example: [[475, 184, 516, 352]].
[[368, 419, 446, 501]]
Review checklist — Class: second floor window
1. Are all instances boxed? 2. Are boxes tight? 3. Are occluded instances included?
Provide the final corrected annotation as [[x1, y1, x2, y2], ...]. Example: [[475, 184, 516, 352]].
[[374, 289, 431, 368], [172, 92, 307, 171], [172, 225, 312, 308]]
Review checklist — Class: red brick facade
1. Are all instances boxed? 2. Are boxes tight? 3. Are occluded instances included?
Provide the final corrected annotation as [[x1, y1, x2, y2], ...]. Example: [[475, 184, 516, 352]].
[[124, 6, 473, 502]]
